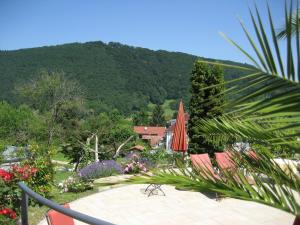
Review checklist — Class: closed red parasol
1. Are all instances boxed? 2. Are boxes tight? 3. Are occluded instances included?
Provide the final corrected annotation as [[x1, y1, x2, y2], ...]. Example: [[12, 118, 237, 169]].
[[171, 101, 188, 153]]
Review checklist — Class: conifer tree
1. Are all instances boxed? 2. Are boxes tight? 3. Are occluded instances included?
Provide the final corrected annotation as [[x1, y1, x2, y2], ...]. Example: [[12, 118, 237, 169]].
[[133, 109, 149, 126], [151, 104, 166, 126], [188, 61, 224, 155]]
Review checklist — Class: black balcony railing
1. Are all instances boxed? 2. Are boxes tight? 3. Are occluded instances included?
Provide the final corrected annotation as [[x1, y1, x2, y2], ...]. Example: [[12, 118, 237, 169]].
[[18, 182, 114, 225]]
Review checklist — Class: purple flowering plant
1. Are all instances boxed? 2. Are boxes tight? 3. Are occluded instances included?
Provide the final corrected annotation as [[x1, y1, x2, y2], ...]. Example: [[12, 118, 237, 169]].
[[78, 160, 122, 180]]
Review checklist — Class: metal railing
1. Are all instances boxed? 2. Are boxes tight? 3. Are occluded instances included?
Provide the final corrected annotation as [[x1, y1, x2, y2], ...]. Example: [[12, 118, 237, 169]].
[[18, 182, 114, 225], [2, 158, 27, 164]]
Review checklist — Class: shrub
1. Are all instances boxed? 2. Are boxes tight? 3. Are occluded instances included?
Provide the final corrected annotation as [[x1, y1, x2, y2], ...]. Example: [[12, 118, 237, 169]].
[[140, 148, 174, 166], [23, 157, 54, 198], [0, 164, 39, 224], [58, 176, 93, 193], [0, 208, 17, 225], [78, 160, 122, 180], [124, 161, 147, 174]]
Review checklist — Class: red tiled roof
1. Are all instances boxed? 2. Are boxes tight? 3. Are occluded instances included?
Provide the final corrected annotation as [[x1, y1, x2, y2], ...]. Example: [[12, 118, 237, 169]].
[[141, 135, 164, 146], [133, 126, 166, 136]]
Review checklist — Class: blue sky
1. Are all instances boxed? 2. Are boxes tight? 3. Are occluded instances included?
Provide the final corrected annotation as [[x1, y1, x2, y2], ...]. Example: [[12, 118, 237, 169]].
[[0, 0, 285, 63]]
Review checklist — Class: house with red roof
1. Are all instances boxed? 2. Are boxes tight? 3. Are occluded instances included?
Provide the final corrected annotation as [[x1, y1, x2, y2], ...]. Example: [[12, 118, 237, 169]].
[[133, 126, 166, 148]]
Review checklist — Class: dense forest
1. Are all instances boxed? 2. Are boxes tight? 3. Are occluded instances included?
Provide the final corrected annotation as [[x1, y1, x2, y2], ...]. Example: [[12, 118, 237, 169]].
[[0, 41, 250, 114]]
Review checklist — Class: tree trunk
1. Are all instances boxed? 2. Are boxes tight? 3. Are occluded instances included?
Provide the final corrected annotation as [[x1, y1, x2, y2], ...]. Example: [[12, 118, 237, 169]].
[[47, 126, 54, 145], [113, 135, 134, 159], [95, 135, 99, 162]]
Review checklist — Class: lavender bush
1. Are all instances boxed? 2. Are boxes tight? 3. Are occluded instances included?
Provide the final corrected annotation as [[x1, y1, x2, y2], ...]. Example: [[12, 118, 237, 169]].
[[78, 160, 122, 180]]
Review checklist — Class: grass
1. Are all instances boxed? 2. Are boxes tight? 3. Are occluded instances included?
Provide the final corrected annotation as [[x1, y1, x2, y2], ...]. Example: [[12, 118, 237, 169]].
[[52, 151, 69, 162], [28, 169, 101, 225], [148, 99, 175, 121]]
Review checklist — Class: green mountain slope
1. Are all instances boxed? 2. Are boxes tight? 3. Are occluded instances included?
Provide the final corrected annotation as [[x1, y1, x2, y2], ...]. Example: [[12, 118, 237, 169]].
[[0, 41, 249, 114]]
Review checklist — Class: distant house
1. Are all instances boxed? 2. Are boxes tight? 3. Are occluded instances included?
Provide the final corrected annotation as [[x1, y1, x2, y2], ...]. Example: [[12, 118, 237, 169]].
[[133, 126, 166, 148], [165, 113, 189, 152]]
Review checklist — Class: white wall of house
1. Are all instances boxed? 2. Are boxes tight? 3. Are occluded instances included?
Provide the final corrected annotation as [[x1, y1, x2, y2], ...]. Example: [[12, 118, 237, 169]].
[[165, 131, 173, 153]]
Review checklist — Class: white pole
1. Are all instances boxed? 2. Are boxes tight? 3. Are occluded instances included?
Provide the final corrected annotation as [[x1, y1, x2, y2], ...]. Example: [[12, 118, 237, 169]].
[[95, 135, 99, 162]]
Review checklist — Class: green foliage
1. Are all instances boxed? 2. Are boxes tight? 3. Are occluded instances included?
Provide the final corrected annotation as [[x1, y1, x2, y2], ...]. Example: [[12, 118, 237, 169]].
[[0, 102, 45, 144], [127, 150, 300, 216], [151, 104, 166, 126], [15, 71, 85, 145], [16, 70, 82, 113], [0, 148, 54, 222], [188, 61, 225, 155], [58, 176, 93, 193], [61, 129, 91, 170], [103, 2, 300, 219], [62, 111, 135, 167], [0, 41, 250, 115], [197, 1, 300, 154], [24, 144, 55, 198], [140, 148, 178, 167], [132, 109, 149, 126], [24, 157, 54, 198], [277, 6, 300, 40]]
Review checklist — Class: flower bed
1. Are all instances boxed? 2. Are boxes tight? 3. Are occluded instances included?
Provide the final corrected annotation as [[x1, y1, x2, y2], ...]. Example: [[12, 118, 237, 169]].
[[58, 176, 93, 193], [0, 164, 38, 224], [124, 161, 147, 174], [78, 160, 122, 181], [0, 156, 53, 224]]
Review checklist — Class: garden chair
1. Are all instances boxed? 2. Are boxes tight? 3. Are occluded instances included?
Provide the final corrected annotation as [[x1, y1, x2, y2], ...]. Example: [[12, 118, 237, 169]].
[[190, 153, 221, 200], [215, 152, 256, 184], [215, 152, 236, 172], [190, 153, 220, 180], [144, 183, 166, 197], [46, 203, 75, 225], [245, 150, 258, 160]]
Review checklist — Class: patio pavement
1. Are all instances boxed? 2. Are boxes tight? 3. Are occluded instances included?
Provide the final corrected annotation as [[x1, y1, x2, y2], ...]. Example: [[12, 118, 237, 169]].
[[37, 184, 294, 225]]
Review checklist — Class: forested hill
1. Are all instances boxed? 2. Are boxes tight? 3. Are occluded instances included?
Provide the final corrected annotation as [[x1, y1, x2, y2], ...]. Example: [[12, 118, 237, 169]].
[[0, 41, 249, 114]]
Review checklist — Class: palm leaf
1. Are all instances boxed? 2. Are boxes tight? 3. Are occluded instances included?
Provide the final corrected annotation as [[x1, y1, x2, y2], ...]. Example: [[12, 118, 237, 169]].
[[122, 150, 300, 216]]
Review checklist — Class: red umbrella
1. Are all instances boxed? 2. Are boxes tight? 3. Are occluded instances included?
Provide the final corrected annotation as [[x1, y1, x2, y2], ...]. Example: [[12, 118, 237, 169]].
[[171, 101, 188, 154]]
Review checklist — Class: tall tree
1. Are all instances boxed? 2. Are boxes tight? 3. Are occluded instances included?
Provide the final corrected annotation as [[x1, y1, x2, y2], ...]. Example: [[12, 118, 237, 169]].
[[188, 61, 224, 155], [151, 104, 166, 126], [132, 109, 149, 125], [16, 70, 84, 145]]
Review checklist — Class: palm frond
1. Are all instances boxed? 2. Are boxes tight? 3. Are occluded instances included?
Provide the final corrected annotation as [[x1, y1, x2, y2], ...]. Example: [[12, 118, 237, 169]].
[[277, 7, 300, 40], [196, 115, 300, 151], [125, 151, 300, 216]]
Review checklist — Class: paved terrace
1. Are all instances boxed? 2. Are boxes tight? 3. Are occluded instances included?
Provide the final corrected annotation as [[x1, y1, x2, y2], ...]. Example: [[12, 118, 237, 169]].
[[38, 184, 294, 225]]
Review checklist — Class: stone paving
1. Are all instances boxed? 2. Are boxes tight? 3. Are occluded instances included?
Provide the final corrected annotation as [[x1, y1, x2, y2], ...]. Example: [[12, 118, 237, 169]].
[[38, 184, 294, 225]]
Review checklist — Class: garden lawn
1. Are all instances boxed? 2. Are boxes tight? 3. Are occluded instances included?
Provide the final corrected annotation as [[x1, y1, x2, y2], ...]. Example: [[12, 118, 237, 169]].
[[28, 170, 102, 225], [51, 151, 69, 162], [148, 99, 175, 121]]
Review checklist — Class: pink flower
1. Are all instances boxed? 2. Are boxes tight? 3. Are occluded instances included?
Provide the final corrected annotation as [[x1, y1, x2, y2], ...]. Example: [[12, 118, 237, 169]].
[[0, 169, 14, 182]]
